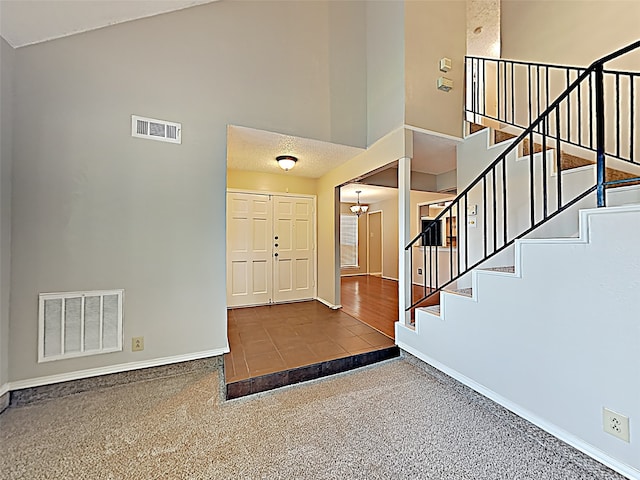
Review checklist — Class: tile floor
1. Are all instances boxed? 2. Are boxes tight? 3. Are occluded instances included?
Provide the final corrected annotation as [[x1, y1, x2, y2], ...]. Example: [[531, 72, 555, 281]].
[[224, 301, 396, 384]]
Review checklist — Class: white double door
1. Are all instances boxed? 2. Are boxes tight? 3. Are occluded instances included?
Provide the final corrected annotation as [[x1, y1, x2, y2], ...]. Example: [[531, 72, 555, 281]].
[[227, 191, 316, 307]]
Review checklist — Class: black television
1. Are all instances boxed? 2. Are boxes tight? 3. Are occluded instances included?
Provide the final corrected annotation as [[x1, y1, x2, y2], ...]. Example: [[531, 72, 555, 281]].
[[421, 218, 443, 246]]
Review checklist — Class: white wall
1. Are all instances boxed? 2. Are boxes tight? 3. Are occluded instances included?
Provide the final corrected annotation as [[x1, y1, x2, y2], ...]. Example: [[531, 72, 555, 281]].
[[0, 37, 13, 393], [317, 128, 408, 307], [399, 206, 640, 479], [8, 1, 368, 384]]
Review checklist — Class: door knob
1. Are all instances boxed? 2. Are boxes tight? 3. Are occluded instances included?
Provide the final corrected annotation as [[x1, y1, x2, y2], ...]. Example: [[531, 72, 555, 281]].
[[274, 253, 279, 257], [275, 236, 279, 240], [274, 243, 279, 247]]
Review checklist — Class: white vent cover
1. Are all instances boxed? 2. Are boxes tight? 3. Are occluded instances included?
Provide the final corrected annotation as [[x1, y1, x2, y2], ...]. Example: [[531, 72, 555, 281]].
[[131, 115, 181, 144], [38, 289, 124, 363]]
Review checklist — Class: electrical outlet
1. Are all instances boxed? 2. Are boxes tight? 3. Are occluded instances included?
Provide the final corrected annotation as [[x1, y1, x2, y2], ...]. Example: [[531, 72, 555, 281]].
[[132, 336, 144, 352], [603, 407, 630, 442], [417, 268, 423, 275]]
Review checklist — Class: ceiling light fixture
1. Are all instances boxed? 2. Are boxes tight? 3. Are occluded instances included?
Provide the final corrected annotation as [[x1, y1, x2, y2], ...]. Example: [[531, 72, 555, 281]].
[[350, 190, 369, 217], [276, 155, 298, 171]]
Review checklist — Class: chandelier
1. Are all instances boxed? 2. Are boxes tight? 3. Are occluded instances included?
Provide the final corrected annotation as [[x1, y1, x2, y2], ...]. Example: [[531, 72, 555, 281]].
[[350, 190, 369, 216]]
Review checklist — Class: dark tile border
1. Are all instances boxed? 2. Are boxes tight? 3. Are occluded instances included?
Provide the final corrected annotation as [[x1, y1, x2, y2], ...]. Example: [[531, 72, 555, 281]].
[[0, 392, 9, 414], [225, 346, 400, 400], [9, 356, 223, 408]]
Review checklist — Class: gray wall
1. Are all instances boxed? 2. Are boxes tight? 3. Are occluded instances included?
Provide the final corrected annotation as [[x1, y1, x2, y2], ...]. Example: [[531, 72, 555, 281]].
[[9, 1, 367, 382], [366, 1, 405, 146], [0, 37, 13, 389]]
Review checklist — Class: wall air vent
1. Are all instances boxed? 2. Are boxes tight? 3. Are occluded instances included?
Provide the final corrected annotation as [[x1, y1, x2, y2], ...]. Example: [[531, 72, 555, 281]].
[[38, 289, 124, 363], [131, 115, 181, 144]]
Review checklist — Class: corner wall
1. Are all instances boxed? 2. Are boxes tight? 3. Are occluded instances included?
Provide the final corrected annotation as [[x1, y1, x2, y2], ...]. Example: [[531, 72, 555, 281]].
[[366, 1, 405, 146], [0, 37, 14, 401]]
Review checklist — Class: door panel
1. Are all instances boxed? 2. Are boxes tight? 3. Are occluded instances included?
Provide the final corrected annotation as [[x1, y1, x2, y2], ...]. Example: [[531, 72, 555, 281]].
[[276, 259, 293, 292], [295, 259, 310, 289], [273, 196, 315, 302], [227, 192, 272, 307]]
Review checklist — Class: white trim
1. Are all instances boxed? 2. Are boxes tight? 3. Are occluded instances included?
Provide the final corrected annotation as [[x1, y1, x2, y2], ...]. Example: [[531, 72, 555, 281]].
[[0, 383, 9, 398], [8, 348, 228, 391], [382, 275, 398, 282], [316, 297, 341, 310], [226, 188, 316, 200], [397, 342, 640, 480], [404, 124, 464, 143], [367, 210, 383, 277]]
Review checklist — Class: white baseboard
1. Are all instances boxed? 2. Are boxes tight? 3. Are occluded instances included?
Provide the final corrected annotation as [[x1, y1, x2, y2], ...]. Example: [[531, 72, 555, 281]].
[[316, 297, 341, 310], [382, 276, 398, 282], [0, 382, 9, 398], [397, 341, 640, 480], [8, 347, 229, 391]]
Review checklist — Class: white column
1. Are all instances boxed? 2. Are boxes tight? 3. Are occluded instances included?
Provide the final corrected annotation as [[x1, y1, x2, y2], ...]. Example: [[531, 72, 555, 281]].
[[398, 156, 412, 326]]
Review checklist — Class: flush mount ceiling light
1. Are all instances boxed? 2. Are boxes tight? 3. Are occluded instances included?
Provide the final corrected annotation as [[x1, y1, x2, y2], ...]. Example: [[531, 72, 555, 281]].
[[350, 190, 369, 216], [276, 155, 298, 171]]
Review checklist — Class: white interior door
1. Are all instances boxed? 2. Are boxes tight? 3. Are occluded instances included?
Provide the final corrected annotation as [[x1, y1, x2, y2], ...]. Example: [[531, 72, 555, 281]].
[[227, 192, 315, 307], [227, 192, 272, 307], [272, 196, 315, 303]]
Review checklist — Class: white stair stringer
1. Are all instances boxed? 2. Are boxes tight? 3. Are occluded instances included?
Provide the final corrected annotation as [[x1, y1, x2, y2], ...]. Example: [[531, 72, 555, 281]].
[[397, 204, 640, 480]]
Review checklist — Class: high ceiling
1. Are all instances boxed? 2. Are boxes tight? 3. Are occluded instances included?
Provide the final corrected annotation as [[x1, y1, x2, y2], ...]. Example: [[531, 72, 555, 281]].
[[1, 0, 461, 198], [0, 0, 219, 48]]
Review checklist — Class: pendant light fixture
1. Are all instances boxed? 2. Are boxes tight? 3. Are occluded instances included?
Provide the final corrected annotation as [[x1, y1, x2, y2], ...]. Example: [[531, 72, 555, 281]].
[[276, 155, 298, 171], [350, 190, 369, 216]]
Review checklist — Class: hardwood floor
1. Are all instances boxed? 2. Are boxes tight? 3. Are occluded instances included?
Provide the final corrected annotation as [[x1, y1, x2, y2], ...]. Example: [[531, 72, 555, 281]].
[[341, 275, 440, 339]]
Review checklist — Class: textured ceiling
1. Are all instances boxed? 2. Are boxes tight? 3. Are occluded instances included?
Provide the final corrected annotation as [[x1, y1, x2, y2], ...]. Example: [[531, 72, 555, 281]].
[[0, 0, 218, 48], [227, 125, 365, 179], [340, 184, 397, 204]]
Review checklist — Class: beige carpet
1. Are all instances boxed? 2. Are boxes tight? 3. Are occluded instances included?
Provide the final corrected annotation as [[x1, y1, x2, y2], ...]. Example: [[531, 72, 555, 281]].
[[0, 358, 625, 479]]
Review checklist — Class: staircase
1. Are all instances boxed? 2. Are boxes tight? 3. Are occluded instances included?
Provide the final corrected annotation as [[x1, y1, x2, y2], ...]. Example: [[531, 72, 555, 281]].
[[407, 40, 640, 311], [397, 41, 640, 479]]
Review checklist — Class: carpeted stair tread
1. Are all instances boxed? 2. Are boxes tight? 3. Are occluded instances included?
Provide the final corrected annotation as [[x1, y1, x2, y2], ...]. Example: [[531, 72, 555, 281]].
[[560, 152, 594, 171], [523, 138, 554, 156], [445, 287, 473, 297], [605, 167, 640, 187], [421, 305, 441, 316], [469, 123, 487, 134], [481, 266, 516, 274], [494, 130, 517, 144]]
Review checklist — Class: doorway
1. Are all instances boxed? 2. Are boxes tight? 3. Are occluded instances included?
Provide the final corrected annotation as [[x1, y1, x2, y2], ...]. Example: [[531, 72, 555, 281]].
[[367, 211, 383, 276], [226, 191, 316, 307]]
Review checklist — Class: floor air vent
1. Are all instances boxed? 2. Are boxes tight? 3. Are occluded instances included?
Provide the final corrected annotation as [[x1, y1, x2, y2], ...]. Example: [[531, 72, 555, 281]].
[[131, 115, 181, 144], [38, 290, 124, 363]]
